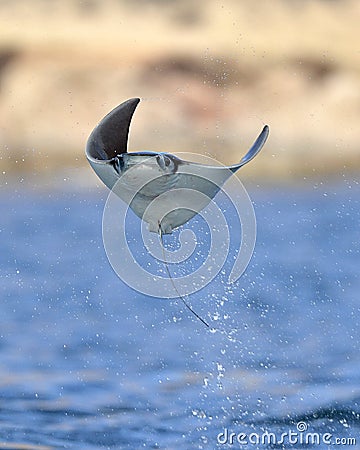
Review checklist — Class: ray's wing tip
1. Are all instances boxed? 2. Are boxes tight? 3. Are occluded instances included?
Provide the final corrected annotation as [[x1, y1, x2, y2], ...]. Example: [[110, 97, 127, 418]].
[[262, 124, 270, 136], [114, 97, 140, 112], [255, 124, 270, 147], [128, 97, 141, 105]]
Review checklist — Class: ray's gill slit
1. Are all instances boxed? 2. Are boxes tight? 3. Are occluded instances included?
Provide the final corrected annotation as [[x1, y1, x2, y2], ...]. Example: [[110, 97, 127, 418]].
[[159, 223, 210, 328]]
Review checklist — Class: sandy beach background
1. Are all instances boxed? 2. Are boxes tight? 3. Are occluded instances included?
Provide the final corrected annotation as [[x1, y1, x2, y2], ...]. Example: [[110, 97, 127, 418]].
[[0, 0, 359, 183]]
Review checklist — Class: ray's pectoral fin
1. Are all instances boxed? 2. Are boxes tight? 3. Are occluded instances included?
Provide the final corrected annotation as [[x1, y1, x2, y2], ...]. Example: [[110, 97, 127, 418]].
[[230, 125, 269, 173], [85, 98, 140, 190], [86, 98, 140, 162]]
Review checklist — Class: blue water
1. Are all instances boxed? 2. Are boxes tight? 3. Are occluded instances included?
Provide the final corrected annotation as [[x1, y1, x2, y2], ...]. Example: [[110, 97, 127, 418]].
[[1, 178, 359, 449]]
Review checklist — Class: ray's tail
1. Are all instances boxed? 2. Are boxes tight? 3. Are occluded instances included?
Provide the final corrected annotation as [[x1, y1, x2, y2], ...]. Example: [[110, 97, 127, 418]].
[[159, 227, 209, 328]]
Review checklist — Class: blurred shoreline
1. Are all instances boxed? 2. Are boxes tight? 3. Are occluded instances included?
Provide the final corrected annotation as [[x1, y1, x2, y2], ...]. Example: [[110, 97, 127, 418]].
[[1, 0, 359, 182]]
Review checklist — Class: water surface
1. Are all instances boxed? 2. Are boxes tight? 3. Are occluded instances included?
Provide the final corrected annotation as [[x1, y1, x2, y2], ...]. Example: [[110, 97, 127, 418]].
[[0, 179, 359, 449]]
